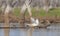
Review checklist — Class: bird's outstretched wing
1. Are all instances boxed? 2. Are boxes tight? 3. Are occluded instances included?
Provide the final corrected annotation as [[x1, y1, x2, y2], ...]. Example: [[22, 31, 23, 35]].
[[35, 19, 39, 24], [30, 17, 35, 23]]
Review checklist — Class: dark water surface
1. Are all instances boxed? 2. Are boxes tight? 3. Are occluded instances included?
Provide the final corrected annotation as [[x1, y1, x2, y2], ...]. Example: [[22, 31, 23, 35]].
[[0, 23, 60, 36]]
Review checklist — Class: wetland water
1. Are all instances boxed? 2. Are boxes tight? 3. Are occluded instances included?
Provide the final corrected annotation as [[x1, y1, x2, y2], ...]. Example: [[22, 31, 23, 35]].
[[0, 23, 60, 36]]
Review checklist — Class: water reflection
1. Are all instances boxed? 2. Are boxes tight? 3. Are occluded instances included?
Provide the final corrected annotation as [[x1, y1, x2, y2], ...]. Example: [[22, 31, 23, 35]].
[[0, 24, 60, 36], [10, 29, 20, 36], [0, 29, 4, 36]]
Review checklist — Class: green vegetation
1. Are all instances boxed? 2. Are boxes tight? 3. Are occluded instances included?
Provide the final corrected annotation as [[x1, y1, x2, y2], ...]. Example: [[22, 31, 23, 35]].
[[13, 8, 20, 16], [1, 8, 60, 17], [14, 8, 60, 17]]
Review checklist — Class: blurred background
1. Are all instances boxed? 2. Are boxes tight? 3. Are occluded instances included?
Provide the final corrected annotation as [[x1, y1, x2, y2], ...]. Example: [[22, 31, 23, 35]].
[[0, 0, 60, 8]]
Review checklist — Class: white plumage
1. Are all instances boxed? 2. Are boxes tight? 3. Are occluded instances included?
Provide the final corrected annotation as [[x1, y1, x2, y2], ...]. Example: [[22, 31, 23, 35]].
[[26, 17, 39, 27], [21, 0, 39, 27], [31, 17, 39, 26]]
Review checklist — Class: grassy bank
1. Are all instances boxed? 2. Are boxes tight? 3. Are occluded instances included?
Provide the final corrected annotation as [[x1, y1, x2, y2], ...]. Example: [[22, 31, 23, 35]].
[[1, 8, 60, 17]]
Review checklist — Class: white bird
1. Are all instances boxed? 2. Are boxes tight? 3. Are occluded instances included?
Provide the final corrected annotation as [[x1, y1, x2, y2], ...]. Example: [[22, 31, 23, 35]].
[[26, 17, 39, 27]]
